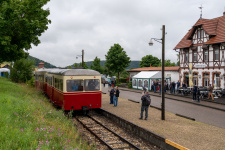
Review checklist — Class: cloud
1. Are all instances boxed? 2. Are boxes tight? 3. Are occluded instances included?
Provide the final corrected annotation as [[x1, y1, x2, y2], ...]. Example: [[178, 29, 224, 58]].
[[29, 0, 225, 67]]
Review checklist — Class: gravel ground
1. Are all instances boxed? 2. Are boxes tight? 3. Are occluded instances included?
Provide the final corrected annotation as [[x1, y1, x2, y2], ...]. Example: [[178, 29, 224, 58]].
[[102, 94, 225, 150]]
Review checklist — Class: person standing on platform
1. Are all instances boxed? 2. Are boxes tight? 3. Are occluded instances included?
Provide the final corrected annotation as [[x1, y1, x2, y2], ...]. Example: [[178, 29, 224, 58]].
[[109, 86, 114, 104], [139, 91, 151, 120], [113, 86, 120, 106], [103, 79, 106, 87], [193, 85, 197, 101], [164, 80, 167, 93], [207, 84, 214, 100], [172, 81, 176, 94], [176, 80, 180, 91], [158, 81, 161, 95], [197, 87, 200, 103]]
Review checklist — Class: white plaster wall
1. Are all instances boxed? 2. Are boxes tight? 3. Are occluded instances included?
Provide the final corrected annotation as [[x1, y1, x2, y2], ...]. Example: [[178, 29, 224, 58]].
[[180, 68, 225, 89], [165, 71, 179, 82]]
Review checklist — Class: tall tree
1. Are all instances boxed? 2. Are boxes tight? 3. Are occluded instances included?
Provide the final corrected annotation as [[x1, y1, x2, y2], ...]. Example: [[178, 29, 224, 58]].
[[0, 0, 51, 63], [90, 57, 103, 74], [139, 55, 160, 68], [105, 44, 130, 83]]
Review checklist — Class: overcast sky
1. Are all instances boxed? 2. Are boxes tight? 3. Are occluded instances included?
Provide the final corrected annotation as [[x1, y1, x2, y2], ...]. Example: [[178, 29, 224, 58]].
[[29, 0, 225, 67]]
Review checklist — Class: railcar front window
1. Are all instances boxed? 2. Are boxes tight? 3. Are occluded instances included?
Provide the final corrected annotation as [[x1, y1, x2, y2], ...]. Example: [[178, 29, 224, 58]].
[[67, 80, 83, 92], [84, 79, 100, 91]]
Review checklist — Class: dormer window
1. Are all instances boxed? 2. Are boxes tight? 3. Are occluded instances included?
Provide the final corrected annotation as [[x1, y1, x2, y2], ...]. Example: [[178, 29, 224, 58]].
[[197, 28, 204, 39]]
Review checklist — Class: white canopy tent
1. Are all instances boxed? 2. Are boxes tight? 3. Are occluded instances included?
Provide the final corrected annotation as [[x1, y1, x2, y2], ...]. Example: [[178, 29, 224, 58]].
[[132, 71, 170, 90], [0, 68, 10, 78]]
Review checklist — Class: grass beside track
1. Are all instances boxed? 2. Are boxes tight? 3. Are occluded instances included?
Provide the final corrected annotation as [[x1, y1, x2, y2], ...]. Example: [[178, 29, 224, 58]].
[[0, 77, 94, 150]]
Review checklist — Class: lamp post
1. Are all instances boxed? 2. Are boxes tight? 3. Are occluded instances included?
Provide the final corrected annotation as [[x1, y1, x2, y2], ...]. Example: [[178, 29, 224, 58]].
[[149, 25, 165, 120], [76, 49, 84, 68]]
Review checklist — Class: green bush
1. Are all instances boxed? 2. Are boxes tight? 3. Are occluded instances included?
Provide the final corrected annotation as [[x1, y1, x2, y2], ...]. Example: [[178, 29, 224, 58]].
[[119, 78, 127, 83], [128, 82, 132, 88], [10, 58, 35, 83], [26, 77, 35, 87]]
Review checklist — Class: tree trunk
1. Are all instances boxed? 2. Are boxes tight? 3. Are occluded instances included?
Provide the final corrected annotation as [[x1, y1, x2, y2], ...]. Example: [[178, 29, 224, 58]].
[[117, 72, 120, 84]]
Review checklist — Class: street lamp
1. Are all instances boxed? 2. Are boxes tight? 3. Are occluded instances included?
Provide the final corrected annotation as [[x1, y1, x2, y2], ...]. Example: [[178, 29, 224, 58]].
[[149, 25, 165, 120], [76, 49, 84, 68]]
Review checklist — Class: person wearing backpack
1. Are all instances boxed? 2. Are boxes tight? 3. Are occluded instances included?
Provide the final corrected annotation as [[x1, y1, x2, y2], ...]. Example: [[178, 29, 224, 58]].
[[139, 91, 151, 120]]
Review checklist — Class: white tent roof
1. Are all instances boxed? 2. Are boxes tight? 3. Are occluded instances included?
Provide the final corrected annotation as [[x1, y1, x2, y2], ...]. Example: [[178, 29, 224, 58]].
[[0, 68, 10, 73], [133, 71, 168, 79]]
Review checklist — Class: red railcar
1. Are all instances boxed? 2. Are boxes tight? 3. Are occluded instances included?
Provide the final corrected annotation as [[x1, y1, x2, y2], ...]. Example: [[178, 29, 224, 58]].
[[45, 69, 101, 111]]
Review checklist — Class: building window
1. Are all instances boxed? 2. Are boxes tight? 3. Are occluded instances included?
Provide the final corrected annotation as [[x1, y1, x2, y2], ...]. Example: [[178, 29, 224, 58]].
[[193, 50, 197, 62], [204, 49, 208, 62], [201, 30, 204, 39], [185, 50, 189, 63], [203, 73, 209, 87], [215, 74, 220, 88], [214, 47, 219, 61], [193, 73, 198, 86]]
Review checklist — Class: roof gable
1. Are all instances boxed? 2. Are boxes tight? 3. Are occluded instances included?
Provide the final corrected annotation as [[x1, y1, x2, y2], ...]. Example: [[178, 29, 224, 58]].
[[174, 14, 225, 50]]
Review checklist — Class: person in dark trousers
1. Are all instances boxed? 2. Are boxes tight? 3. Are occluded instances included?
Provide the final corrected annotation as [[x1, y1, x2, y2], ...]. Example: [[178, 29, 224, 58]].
[[197, 87, 200, 103], [164, 80, 167, 93], [193, 85, 197, 101], [172, 81, 176, 94], [139, 91, 151, 120], [113, 86, 120, 106], [103, 79, 106, 87], [109, 86, 114, 104], [176, 80, 180, 91]]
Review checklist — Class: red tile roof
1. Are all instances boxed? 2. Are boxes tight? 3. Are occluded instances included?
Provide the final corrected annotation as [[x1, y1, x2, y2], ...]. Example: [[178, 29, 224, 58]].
[[127, 66, 179, 72], [174, 13, 225, 49]]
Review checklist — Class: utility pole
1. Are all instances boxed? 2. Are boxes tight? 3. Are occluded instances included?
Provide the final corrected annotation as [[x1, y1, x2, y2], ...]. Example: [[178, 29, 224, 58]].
[[161, 25, 165, 120], [82, 49, 84, 68]]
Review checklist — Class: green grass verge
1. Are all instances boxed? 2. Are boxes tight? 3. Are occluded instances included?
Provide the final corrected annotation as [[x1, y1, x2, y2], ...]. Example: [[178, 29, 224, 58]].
[[0, 77, 95, 150]]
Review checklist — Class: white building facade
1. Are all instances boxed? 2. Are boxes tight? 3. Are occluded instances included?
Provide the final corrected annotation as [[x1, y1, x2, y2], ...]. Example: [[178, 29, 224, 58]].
[[174, 13, 225, 89]]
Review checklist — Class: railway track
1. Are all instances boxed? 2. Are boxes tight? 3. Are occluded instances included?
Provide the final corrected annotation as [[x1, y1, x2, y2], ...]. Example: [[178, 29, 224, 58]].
[[75, 112, 159, 150]]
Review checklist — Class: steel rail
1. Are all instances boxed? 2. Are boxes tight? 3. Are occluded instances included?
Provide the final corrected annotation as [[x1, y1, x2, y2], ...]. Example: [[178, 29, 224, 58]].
[[76, 116, 114, 150], [87, 115, 141, 150]]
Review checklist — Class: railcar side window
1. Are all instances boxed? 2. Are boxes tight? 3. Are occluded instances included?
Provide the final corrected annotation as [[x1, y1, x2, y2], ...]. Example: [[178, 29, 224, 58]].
[[84, 79, 100, 91], [54, 78, 63, 91], [67, 80, 83, 92]]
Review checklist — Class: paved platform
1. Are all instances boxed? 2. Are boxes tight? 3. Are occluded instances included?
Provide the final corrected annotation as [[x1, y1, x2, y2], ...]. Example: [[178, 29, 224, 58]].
[[101, 93, 225, 150]]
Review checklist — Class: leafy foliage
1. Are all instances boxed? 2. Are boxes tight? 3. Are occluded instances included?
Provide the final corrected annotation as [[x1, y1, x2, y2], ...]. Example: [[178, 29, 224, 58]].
[[158, 59, 176, 67], [78, 62, 89, 69], [139, 55, 160, 68], [90, 57, 103, 73], [10, 58, 34, 83], [105, 44, 130, 83], [0, 0, 51, 63]]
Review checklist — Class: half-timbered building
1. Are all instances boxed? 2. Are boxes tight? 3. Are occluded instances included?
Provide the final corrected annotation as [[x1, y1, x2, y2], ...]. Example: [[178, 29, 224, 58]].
[[174, 12, 225, 89]]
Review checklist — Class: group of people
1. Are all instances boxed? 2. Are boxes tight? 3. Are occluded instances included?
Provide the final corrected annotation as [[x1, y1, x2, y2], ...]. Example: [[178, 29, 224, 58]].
[[192, 84, 214, 102], [151, 80, 184, 94], [109, 86, 120, 106]]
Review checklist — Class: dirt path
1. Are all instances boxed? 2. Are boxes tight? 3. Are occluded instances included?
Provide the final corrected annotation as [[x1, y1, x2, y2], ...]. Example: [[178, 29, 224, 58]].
[[101, 94, 225, 150]]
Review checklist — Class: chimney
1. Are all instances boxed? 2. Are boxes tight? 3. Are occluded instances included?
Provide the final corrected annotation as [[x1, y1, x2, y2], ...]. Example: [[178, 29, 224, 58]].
[[38, 62, 44, 68], [150, 64, 151, 67], [223, 12, 225, 16]]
